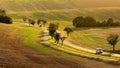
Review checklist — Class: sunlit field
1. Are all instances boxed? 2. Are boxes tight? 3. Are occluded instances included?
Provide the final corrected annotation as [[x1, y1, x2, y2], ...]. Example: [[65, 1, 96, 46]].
[[1, 0, 120, 68]]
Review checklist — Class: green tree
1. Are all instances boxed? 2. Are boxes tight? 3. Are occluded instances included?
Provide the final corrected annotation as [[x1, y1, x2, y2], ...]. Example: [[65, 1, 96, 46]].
[[72, 16, 84, 27], [106, 18, 114, 26], [107, 34, 119, 52], [84, 16, 96, 27], [23, 17, 27, 23], [48, 23, 57, 38], [0, 15, 12, 24], [37, 19, 41, 26], [43, 20, 47, 27], [64, 27, 73, 37], [0, 9, 12, 24], [54, 32, 61, 44], [28, 19, 35, 26]]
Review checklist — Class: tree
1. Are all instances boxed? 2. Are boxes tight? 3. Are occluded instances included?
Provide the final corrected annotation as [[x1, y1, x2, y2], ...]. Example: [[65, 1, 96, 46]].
[[84, 16, 96, 27], [37, 19, 41, 26], [23, 17, 27, 23], [42, 20, 47, 27], [64, 27, 73, 37], [72, 16, 120, 27], [0, 9, 12, 24], [31, 20, 35, 26], [60, 36, 66, 45], [0, 15, 12, 24], [106, 18, 114, 26], [54, 32, 61, 44], [101, 20, 107, 27], [28, 19, 35, 26], [72, 16, 84, 27], [107, 34, 119, 52], [48, 23, 57, 38]]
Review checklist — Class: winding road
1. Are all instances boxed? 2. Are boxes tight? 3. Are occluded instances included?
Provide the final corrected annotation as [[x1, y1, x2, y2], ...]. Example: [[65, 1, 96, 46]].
[[41, 26, 120, 58]]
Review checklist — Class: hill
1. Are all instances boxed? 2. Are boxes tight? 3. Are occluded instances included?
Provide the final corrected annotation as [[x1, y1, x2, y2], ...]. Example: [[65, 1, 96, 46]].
[[1, 23, 120, 68], [0, 0, 120, 21], [1, 0, 120, 11]]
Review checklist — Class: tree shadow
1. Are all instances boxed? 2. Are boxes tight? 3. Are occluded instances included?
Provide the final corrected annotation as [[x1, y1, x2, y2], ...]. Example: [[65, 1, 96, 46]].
[[103, 50, 120, 54]]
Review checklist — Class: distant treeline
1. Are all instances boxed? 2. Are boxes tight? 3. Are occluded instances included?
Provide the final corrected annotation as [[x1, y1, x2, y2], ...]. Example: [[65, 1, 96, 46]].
[[0, 9, 12, 24], [73, 16, 120, 27]]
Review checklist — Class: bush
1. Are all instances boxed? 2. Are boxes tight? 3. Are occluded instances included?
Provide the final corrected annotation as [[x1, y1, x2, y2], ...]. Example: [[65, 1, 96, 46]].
[[0, 15, 12, 24]]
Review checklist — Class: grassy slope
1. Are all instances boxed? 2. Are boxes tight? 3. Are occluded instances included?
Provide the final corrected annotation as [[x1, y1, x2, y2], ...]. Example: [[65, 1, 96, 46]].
[[1, 0, 120, 21], [49, 21, 120, 53], [70, 28, 120, 51], [0, 0, 120, 67], [1, 0, 120, 55], [1, 23, 120, 68]]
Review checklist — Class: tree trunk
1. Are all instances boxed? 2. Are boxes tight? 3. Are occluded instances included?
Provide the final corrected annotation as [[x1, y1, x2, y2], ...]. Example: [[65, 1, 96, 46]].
[[113, 45, 115, 52], [67, 33, 69, 37]]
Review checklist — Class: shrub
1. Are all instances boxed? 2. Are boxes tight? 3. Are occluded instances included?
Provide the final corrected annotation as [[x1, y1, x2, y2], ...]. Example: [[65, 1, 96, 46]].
[[0, 15, 12, 24]]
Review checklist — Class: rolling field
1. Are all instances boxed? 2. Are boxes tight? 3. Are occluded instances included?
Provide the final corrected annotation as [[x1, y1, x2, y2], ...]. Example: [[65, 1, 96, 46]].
[[1, 0, 120, 67], [46, 21, 120, 53], [1, 0, 120, 21], [6, 7, 120, 21], [1, 23, 120, 68], [69, 28, 120, 51]]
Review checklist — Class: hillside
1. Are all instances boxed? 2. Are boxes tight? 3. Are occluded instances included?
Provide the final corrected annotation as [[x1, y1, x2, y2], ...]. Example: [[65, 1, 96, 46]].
[[1, 23, 120, 68], [1, 0, 120, 11], [0, 0, 120, 21]]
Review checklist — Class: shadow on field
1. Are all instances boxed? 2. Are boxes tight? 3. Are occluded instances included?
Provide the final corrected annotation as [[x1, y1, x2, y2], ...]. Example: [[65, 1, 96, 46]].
[[103, 50, 120, 54]]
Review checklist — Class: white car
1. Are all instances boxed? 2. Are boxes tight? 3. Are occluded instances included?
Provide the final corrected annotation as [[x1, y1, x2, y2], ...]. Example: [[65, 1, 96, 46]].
[[96, 48, 103, 54]]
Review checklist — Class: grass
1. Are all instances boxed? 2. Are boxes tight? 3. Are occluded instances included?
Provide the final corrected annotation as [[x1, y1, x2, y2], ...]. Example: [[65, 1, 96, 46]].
[[10, 22, 80, 58], [49, 37, 120, 60], [17, 25, 61, 54], [44, 21, 120, 54], [11, 20, 120, 54], [69, 28, 120, 51], [1, 0, 120, 60]]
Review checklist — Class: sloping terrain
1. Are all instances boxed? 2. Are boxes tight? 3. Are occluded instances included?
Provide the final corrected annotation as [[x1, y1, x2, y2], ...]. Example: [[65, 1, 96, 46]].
[[1, 0, 120, 11], [0, 23, 120, 68], [1, 0, 120, 20]]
